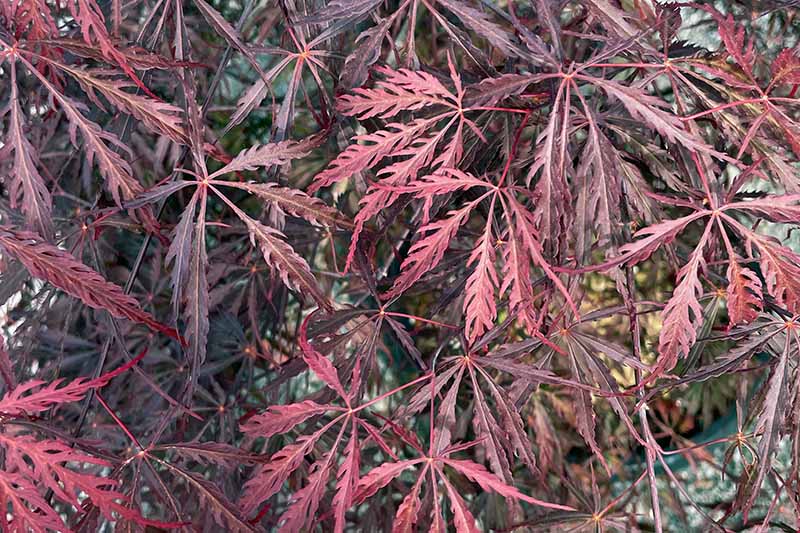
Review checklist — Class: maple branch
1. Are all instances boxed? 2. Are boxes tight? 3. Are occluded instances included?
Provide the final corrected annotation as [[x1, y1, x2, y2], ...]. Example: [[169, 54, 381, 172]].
[[620, 180, 663, 533], [69, 0, 256, 446], [467, 106, 532, 114], [353, 373, 435, 415], [498, 110, 531, 188]]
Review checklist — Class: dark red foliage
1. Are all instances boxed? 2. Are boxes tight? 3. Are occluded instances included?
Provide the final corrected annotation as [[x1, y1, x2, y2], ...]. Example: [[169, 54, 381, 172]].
[[2, 0, 800, 531]]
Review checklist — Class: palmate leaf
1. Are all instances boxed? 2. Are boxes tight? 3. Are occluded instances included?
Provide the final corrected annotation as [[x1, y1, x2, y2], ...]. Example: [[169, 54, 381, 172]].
[[237, 312, 404, 528], [355, 429, 571, 532], [0, 351, 173, 531], [10, 0, 800, 529], [605, 197, 800, 382], [143, 137, 341, 319], [425, 354, 552, 485], [372, 157, 577, 334]]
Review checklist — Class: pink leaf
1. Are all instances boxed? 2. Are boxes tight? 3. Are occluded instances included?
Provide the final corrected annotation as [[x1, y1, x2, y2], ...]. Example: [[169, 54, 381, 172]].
[[656, 222, 713, 375], [353, 460, 423, 505], [442, 458, 574, 511], [338, 66, 457, 119], [0, 351, 144, 416], [464, 219, 498, 343], [772, 49, 800, 85], [241, 400, 336, 439], [333, 428, 361, 533], [726, 258, 762, 325], [383, 203, 475, 300], [299, 313, 349, 401]]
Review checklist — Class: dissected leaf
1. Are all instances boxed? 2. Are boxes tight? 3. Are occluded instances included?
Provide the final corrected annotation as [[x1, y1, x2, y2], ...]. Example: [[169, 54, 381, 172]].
[[0, 225, 179, 341]]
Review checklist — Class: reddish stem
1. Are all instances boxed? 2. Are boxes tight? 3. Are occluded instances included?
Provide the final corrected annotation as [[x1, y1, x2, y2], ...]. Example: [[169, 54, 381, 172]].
[[498, 110, 532, 188]]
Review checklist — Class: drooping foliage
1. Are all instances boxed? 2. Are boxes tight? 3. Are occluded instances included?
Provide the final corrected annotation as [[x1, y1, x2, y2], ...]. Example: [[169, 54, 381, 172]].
[[2, 0, 800, 531]]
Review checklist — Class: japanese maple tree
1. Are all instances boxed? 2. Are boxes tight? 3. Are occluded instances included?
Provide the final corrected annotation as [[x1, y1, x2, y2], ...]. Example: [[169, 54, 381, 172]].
[[2, 0, 800, 531]]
